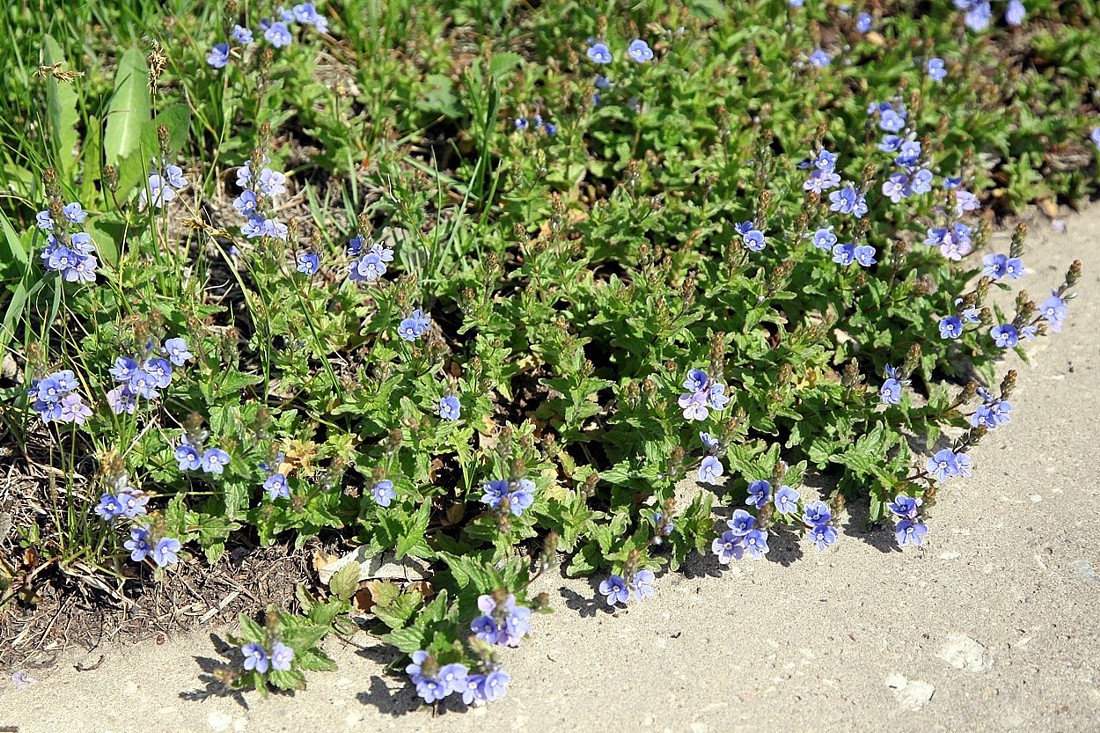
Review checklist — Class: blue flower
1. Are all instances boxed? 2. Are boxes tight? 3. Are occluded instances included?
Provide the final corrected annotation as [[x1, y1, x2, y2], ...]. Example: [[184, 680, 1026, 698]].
[[63, 202, 86, 223], [746, 479, 771, 509], [881, 377, 902, 405], [809, 523, 838, 551], [627, 39, 653, 63], [896, 140, 922, 168], [809, 49, 831, 67], [828, 185, 868, 217], [963, 1, 993, 31], [831, 243, 856, 266], [264, 473, 290, 501], [803, 169, 841, 194], [480, 479, 508, 510], [398, 309, 431, 340], [438, 664, 469, 696], [939, 316, 963, 340], [599, 574, 630, 605], [159, 338, 190, 367], [296, 252, 320, 275], [854, 245, 877, 267], [479, 670, 511, 702], [201, 448, 231, 475], [678, 389, 710, 421], [1005, 0, 1025, 26], [700, 431, 719, 450], [878, 135, 903, 153], [544, 122, 558, 136], [94, 493, 125, 523], [507, 478, 535, 516], [991, 324, 1019, 348], [118, 489, 149, 519], [982, 253, 1009, 278], [727, 508, 756, 536], [439, 395, 461, 421], [256, 168, 287, 197], [587, 42, 612, 64], [882, 173, 910, 203], [232, 25, 254, 45], [152, 537, 181, 567], [1039, 291, 1068, 332], [471, 615, 499, 645], [207, 43, 230, 69], [743, 229, 766, 252], [743, 529, 770, 559], [242, 643, 269, 673], [896, 519, 928, 546], [270, 642, 295, 672], [802, 500, 832, 526], [712, 530, 745, 563], [629, 569, 656, 601], [174, 443, 201, 472], [124, 527, 152, 562], [372, 479, 396, 507], [879, 109, 906, 133], [774, 485, 800, 515], [1092, 127, 1100, 151], [812, 228, 838, 251], [514, 117, 528, 130], [926, 449, 970, 482], [887, 494, 922, 519], [909, 168, 934, 195], [927, 57, 947, 81], [683, 369, 709, 393], [698, 455, 724, 484], [264, 21, 293, 47]]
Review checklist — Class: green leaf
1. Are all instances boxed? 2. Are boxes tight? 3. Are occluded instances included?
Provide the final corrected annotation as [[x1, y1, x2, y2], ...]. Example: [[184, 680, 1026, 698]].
[[328, 561, 360, 601], [104, 48, 151, 167], [382, 625, 428, 655], [116, 103, 190, 198], [395, 503, 431, 559], [83, 214, 124, 270], [0, 209, 28, 268], [42, 35, 80, 177]]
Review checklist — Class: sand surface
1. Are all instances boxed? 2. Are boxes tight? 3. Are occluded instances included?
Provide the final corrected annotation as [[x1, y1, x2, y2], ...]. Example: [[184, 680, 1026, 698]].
[[2, 208, 1098, 733]]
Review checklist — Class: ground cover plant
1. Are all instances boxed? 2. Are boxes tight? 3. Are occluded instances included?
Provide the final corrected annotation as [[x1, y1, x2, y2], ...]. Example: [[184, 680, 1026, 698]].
[[0, 0, 1097, 709]]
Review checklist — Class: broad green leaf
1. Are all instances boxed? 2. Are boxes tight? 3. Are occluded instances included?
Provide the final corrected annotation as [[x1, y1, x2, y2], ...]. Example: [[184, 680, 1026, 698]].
[[116, 103, 190, 198], [104, 48, 151, 167], [43, 35, 80, 177]]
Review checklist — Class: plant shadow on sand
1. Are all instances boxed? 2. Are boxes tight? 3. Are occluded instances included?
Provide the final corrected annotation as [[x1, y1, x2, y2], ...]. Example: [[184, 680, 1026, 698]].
[[178, 633, 250, 708]]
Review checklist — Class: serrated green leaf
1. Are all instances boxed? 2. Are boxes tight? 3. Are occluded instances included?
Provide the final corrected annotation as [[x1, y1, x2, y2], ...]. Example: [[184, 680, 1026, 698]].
[[328, 561, 360, 601]]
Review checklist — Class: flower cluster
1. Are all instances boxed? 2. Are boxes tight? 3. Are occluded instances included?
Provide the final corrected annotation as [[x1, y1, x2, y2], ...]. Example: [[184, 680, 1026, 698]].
[[698, 431, 724, 484], [925, 448, 973, 483], [970, 387, 1012, 430], [734, 220, 766, 253], [27, 369, 92, 425], [598, 569, 656, 605], [138, 161, 189, 210], [586, 38, 653, 65], [801, 147, 841, 194], [241, 641, 295, 673], [481, 478, 535, 517], [803, 500, 839, 551], [470, 593, 532, 648], [678, 368, 730, 421], [926, 57, 947, 82], [37, 201, 98, 284], [175, 434, 232, 476], [347, 235, 394, 282], [886, 494, 928, 547], [982, 252, 1024, 280], [94, 478, 149, 524], [406, 651, 511, 705], [712, 508, 770, 562], [235, 157, 289, 241], [209, 4, 328, 65], [955, 0, 1026, 31], [125, 527, 182, 567], [107, 337, 191, 415], [513, 113, 558, 136]]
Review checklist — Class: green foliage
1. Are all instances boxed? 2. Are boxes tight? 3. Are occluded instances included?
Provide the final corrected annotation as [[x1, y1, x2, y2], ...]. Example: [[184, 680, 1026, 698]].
[[0, 0, 1094, 706]]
